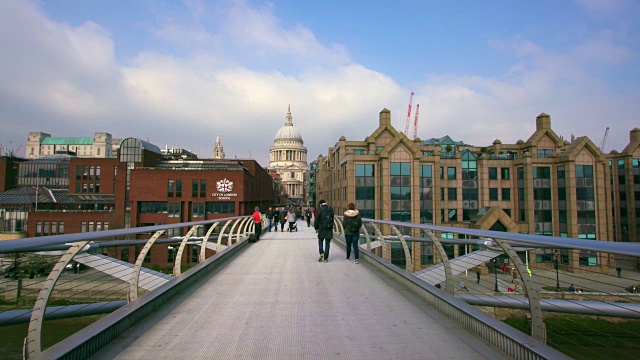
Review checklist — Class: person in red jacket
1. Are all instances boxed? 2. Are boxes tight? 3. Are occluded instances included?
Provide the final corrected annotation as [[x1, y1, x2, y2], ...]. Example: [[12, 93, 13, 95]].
[[252, 206, 262, 240]]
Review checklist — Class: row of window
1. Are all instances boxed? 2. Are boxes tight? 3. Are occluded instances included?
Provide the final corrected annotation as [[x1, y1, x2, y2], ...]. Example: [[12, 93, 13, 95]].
[[191, 180, 207, 198], [488, 167, 511, 180], [139, 202, 236, 216], [81, 221, 109, 232], [35, 221, 65, 237], [76, 166, 101, 180], [75, 182, 101, 193]]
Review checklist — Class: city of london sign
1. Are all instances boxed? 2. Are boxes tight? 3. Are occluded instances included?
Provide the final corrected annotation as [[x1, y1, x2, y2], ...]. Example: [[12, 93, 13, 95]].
[[213, 178, 237, 200]]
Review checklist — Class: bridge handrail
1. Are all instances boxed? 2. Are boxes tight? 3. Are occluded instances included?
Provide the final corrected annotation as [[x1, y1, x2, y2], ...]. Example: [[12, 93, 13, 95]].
[[338, 217, 640, 257], [0, 216, 250, 254]]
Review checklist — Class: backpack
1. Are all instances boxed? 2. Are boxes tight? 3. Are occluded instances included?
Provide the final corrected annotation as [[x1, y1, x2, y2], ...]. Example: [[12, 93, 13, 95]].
[[346, 216, 361, 233], [321, 207, 334, 229]]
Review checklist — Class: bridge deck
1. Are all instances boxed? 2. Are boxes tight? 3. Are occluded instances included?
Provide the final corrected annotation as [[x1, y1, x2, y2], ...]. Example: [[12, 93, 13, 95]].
[[92, 221, 506, 359]]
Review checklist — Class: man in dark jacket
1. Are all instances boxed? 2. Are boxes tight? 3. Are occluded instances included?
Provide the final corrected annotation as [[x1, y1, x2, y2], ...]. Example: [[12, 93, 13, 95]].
[[278, 207, 287, 232], [273, 208, 280, 232], [342, 203, 362, 264], [305, 208, 312, 227], [266, 207, 274, 232], [314, 200, 334, 263]]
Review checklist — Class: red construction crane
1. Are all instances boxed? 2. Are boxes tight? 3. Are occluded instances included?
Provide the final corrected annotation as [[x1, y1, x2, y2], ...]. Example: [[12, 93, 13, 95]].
[[412, 104, 420, 140], [404, 92, 414, 136]]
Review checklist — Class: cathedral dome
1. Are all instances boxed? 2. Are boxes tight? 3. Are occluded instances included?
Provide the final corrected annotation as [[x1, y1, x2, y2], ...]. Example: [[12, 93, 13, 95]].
[[274, 105, 303, 143], [275, 125, 303, 142]]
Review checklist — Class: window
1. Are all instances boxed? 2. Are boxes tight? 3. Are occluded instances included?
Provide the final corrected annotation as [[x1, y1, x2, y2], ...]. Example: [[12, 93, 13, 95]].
[[96, 166, 101, 180], [168, 180, 174, 197], [537, 149, 553, 158], [59, 222, 65, 234], [192, 180, 198, 197], [36, 221, 42, 237], [355, 164, 375, 219], [176, 180, 182, 197], [447, 167, 456, 180], [121, 248, 129, 262], [440, 167, 444, 179], [420, 165, 433, 223], [192, 246, 199, 262], [489, 168, 498, 180], [168, 246, 175, 263], [501, 188, 511, 201], [448, 188, 457, 200], [489, 188, 498, 201], [205, 202, 236, 214], [140, 202, 168, 213], [391, 162, 411, 224], [193, 203, 205, 218], [81, 221, 87, 233], [447, 209, 457, 222], [501, 168, 510, 180], [440, 188, 444, 201], [420, 242, 434, 265], [200, 180, 206, 198], [168, 203, 181, 218], [353, 149, 364, 155]]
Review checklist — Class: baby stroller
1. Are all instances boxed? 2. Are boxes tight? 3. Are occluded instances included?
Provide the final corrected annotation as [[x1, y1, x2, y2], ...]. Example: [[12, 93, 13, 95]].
[[288, 221, 298, 232]]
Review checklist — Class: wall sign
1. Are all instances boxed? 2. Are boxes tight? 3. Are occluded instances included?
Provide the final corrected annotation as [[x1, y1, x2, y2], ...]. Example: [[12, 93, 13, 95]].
[[212, 178, 237, 199]]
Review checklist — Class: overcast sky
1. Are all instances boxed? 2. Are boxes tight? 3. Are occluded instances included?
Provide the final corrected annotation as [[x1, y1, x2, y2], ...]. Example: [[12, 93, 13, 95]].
[[1, 0, 639, 167]]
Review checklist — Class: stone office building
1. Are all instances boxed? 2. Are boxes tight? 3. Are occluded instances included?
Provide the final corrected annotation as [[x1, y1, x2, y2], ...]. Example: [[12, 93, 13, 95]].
[[315, 109, 631, 274]]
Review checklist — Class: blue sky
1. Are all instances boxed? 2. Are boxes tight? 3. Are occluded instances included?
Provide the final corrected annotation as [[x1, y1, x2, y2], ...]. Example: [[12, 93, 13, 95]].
[[1, 0, 639, 165]]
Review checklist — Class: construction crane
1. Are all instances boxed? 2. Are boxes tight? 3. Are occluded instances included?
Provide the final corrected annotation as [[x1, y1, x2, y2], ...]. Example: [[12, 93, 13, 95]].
[[404, 92, 414, 136], [412, 104, 420, 140], [599, 127, 609, 153]]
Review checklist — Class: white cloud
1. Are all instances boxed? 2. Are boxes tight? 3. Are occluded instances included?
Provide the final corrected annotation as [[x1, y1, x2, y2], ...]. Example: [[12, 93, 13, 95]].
[[575, 0, 633, 13], [0, 0, 638, 168], [574, 32, 632, 63]]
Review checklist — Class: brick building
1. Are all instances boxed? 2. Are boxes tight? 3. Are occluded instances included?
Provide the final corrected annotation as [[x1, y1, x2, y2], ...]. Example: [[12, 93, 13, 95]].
[[316, 109, 638, 274], [1, 137, 276, 269]]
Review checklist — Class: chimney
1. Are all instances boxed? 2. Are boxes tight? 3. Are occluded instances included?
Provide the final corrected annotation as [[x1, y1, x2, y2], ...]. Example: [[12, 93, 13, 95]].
[[379, 108, 391, 126], [536, 113, 551, 131], [630, 128, 640, 143]]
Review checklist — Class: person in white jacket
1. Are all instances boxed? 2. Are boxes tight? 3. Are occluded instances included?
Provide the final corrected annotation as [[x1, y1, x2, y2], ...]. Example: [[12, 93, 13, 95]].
[[287, 208, 297, 231]]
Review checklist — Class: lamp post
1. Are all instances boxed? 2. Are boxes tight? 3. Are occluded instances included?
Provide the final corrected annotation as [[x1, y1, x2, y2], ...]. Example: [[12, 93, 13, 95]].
[[554, 250, 560, 292], [493, 259, 499, 292]]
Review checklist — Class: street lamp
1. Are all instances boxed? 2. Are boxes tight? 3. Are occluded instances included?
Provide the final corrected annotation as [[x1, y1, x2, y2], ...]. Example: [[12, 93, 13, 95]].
[[554, 250, 560, 292], [493, 259, 499, 292]]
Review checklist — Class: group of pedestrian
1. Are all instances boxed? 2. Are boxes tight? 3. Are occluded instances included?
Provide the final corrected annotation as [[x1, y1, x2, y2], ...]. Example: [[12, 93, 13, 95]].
[[254, 200, 364, 265]]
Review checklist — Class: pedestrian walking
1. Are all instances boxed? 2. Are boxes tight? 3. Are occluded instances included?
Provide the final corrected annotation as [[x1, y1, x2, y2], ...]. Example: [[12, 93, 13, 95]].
[[287, 208, 297, 231], [252, 206, 262, 240], [266, 207, 274, 231], [616, 265, 622, 278], [476, 271, 481, 284], [305, 208, 312, 227], [273, 209, 279, 232], [279, 207, 287, 232], [314, 200, 334, 263], [343, 203, 362, 264], [460, 281, 470, 291]]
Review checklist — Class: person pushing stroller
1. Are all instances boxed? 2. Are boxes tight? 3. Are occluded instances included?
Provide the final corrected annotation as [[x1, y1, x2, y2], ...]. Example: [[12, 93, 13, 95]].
[[287, 208, 297, 232]]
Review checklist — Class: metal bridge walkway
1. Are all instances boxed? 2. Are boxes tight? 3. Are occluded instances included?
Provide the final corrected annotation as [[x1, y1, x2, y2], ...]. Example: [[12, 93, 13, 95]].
[[91, 222, 505, 360]]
